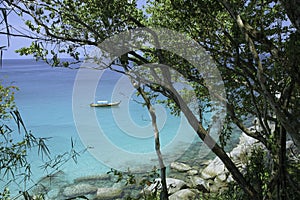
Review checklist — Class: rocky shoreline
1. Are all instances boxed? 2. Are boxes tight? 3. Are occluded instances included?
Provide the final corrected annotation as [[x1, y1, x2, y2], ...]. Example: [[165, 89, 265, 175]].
[[24, 131, 297, 200]]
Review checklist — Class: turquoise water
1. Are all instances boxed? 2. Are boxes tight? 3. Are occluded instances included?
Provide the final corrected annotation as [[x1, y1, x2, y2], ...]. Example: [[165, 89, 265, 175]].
[[1, 59, 207, 193]]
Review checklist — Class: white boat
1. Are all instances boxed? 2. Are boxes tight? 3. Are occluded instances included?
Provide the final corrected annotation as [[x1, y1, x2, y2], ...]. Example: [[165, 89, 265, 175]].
[[90, 101, 121, 107]]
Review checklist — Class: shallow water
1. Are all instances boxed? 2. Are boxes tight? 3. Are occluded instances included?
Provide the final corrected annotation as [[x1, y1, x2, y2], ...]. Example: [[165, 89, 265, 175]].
[[1, 59, 243, 199], [2, 59, 218, 194]]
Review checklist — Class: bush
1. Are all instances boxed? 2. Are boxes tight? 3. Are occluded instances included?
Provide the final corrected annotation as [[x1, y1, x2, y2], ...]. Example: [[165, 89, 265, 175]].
[[0, 82, 49, 199], [218, 146, 300, 200]]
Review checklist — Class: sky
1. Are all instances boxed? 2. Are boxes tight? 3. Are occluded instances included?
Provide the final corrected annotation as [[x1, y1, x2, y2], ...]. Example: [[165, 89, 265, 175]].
[[0, 8, 33, 59], [1, 36, 33, 59], [0, 0, 146, 60], [0, 1, 293, 60]]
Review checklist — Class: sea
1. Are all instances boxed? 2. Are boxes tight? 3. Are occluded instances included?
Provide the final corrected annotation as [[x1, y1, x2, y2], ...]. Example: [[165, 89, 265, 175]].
[[0, 59, 238, 197]]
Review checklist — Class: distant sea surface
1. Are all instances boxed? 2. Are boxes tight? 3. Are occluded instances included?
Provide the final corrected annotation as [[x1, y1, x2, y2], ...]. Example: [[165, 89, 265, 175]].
[[2, 59, 217, 193]]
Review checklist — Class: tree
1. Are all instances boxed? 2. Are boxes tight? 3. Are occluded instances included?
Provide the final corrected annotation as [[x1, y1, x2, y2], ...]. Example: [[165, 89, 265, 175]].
[[147, 0, 300, 199], [0, 81, 50, 199], [136, 85, 169, 200], [1, 0, 299, 199], [0, 82, 86, 199], [147, 0, 300, 148], [0, 3, 10, 67], [0, 10, 85, 199]]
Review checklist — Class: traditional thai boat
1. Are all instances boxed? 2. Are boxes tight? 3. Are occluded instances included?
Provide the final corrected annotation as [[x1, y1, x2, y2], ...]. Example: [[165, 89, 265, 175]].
[[90, 101, 121, 107]]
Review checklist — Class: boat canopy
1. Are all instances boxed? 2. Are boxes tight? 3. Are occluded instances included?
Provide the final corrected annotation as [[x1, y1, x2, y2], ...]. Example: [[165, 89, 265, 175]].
[[97, 100, 109, 104]]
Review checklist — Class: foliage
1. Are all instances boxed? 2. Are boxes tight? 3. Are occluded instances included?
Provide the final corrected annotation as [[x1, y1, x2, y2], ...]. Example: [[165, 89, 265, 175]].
[[5, 0, 144, 67], [0, 84, 26, 187], [0, 188, 10, 200], [0, 4, 10, 67], [244, 147, 273, 199], [147, 0, 300, 147], [0, 81, 84, 200], [219, 146, 300, 200], [1, 0, 299, 199], [147, 1, 300, 198], [0, 82, 49, 199], [0, 82, 17, 119]]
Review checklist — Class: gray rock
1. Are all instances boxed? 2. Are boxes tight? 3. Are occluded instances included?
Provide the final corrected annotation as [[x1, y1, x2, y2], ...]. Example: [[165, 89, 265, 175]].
[[209, 183, 223, 193], [226, 174, 234, 183], [216, 172, 227, 182], [187, 169, 198, 176], [200, 132, 262, 182], [143, 178, 187, 195], [230, 145, 244, 160], [112, 181, 124, 189], [170, 162, 192, 172], [206, 179, 215, 187], [94, 188, 123, 200], [36, 170, 69, 191], [202, 159, 212, 166], [189, 176, 209, 192], [31, 184, 49, 196], [62, 183, 98, 198], [201, 157, 225, 179], [74, 174, 111, 183], [230, 133, 260, 161], [239, 133, 258, 147], [166, 178, 187, 194], [169, 189, 198, 200], [201, 171, 214, 180], [286, 140, 294, 149], [46, 188, 60, 200]]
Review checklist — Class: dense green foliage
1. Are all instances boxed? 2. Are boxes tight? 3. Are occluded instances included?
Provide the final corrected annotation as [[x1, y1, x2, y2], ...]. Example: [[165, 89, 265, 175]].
[[0, 0, 299, 199], [219, 147, 300, 200], [146, 1, 300, 198]]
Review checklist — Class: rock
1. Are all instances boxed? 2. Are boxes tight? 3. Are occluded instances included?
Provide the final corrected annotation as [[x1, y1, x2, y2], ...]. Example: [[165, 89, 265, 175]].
[[46, 188, 60, 200], [31, 184, 49, 196], [62, 183, 98, 198], [112, 181, 124, 189], [226, 174, 234, 183], [201, 171, 214, 180], [36, 170, 69, 191], [189, 176, 209, 193], [170, 162, 192, 172], [200, 132, 262, 181], [216, 172, 227, 182], [32, 171, 69, 199], [201, 157, 225, 180], [74, 174, 111, 183], [94, 188, 123, 200], [230, 145, 244, 160], [169, 189, 198, 200], [187, 169, 198, 176], [206, 179, 214, 187], [286, 140, 294, 149], [230, 133, 260, 160], [209, 183, 222, 193], [143, 178, 187, 195], [202, 159, 212, 166], [166, 178, 187, 194]]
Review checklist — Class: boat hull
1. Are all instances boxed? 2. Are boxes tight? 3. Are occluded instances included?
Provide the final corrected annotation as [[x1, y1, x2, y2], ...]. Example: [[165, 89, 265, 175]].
[[90, 101, 121, 107]]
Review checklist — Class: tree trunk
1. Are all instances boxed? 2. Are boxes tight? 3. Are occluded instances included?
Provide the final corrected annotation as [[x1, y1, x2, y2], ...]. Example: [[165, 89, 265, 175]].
[[160, 167, 168, 200], [278, 126, 287, 200], [137, 86, 169, 200], [165, 85, 261, 199]]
